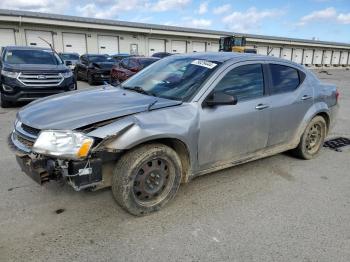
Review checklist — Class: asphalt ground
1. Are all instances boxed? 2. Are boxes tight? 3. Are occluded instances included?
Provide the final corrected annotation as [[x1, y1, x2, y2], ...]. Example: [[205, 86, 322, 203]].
[[0, 69, 349, 262]]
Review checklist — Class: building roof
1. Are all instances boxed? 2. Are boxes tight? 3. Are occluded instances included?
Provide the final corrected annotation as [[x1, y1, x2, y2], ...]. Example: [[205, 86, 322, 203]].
[[0, 9, 349, 48]]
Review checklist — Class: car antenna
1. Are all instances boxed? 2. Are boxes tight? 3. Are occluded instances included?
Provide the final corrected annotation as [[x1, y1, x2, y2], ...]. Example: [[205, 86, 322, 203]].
[[38, 37, 60, 58]]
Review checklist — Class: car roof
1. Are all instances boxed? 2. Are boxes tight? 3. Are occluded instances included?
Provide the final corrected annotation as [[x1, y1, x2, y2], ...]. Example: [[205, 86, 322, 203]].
[[131, 56, 159, 60], [4, 45, 52, 51], [174, 52, 304, 69]]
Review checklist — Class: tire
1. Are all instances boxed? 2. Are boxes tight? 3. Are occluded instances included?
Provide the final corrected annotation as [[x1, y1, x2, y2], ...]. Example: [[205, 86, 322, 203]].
[[110, 76, 120, 86], [74, 69, 81, 81], [112, 143, 182, 216], [87, 72, 95, 85], [0, 93, 11, 108], [291, 116, 327, 160]]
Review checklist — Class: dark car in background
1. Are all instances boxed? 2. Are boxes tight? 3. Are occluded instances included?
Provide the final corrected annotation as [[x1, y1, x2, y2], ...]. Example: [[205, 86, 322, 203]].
[[152, 52, 174, 58], [0, 46, 76, 108], [111, 53, 136, 63], [59, 52, 79, 70], [110, 56, 159, 85], [74, 54, 115, 85]]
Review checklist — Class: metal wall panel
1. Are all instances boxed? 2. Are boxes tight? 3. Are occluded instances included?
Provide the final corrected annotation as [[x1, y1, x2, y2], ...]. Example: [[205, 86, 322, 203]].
[[303, 49, 314, 65], [62, 33, 87, 55], [323, 50, 332, 65], [171, 40, 187, 53], [257, 46, 268, 55], [209, 42, 219, 52], [192, 41, 206, 52], [292, 48, 303, 64], [313, 50, 323, 65], [148, 38, 166, 55], [25, 30, 53, 48], [340, 51, 349, 65], [98, 35, 119, 55], [332, 51, 340, 65], [281, 48, 292, 60], [0, 28, 16, 48], [268, 47, 280, 57]]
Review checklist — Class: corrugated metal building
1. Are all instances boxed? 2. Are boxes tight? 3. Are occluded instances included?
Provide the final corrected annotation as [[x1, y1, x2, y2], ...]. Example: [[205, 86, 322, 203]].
[[0, 9, 349, 67]]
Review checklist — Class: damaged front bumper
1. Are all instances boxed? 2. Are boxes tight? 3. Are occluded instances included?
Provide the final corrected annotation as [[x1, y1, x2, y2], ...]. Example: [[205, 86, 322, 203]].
[[15, 153, 105, 191]]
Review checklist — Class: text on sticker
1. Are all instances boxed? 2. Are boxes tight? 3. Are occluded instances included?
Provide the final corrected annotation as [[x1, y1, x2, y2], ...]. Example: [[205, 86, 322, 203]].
[[191, 60, 217, 69]]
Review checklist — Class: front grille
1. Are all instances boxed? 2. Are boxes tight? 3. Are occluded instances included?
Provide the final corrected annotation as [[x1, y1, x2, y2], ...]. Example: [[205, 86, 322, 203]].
[[21, 123, 40, 136], [18, 72, 64, 87], [11, 121, 39, 153]]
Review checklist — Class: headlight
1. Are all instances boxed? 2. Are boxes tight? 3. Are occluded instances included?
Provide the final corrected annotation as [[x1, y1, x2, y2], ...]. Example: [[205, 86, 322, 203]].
[[61, 71, 73, 78], [1, 69, 19, 78], [33, 130, 94, 159]]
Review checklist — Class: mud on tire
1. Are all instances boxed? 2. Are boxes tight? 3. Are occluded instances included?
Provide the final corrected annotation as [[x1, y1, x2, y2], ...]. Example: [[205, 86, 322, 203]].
[[112, 143, 182, 216]]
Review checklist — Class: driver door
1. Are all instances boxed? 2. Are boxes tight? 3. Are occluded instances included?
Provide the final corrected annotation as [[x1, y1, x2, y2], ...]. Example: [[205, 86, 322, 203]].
[[198, 62, 271, 170]]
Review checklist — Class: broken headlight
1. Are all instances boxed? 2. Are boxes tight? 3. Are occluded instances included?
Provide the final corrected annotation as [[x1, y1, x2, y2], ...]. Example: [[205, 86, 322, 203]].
[[32, 130, 94, 159]]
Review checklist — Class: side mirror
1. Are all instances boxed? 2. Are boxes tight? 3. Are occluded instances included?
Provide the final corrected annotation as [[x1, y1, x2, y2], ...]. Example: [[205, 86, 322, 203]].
[[204, 92, 237, 107]]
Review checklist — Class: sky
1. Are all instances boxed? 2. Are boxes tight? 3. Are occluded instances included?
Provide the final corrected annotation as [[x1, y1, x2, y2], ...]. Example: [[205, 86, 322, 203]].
[[0, 0, 349, 43]]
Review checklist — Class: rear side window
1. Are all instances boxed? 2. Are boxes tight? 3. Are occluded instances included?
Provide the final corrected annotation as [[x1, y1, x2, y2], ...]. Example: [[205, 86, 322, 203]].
[[214, 64, 264, 102], [269, 64, 301, 94]]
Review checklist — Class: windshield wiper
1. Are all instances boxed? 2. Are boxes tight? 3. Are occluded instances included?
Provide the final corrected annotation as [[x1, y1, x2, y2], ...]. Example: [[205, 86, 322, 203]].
[[123, 86, 156, 97]]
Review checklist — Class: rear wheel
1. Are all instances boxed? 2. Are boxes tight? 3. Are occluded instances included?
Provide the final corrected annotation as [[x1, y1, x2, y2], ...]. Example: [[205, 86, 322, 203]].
[[292, 116, 327, 159], [0, 93, 12, 108], [112, 144, 182, 216]]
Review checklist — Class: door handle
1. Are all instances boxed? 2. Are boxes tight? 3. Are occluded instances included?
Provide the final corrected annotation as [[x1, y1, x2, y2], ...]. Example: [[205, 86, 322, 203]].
[[301, 95, 312, 100], [255, 103, 269, 110]]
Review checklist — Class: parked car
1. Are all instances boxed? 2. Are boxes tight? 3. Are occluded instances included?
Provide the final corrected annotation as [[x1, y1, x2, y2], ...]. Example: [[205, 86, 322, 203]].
[[59, 52, 80, 70], [110, 56, 159, 85], [9, 53, 338, 215], [111, 53, 136, 63], [74, 54, 115, 85], [0, 46, 76, 108], [152, 52, 173, 58]]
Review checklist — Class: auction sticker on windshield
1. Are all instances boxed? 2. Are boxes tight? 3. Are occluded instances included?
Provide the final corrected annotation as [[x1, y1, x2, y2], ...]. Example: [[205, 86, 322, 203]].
[[191, 60, 217, 69]]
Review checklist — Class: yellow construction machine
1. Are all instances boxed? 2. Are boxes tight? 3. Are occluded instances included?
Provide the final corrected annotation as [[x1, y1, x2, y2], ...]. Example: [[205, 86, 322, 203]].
[[219, 35, 257, 54]]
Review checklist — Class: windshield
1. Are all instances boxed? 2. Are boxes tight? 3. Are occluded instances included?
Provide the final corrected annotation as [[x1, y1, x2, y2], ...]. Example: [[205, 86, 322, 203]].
[[60, 53, 79, 60], [89, 55, 113, 63], [4, 49, 62, 65], [121, 56, 221, 102]]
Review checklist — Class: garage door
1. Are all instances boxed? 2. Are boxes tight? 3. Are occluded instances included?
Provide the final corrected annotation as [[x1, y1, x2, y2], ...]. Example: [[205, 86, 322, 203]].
[[303, 49, 314, 65], [257, 46, 268, 55], [171, 40, 186, 53], [281, 48, 292, 60], [63, 33, 87, 55], [340, 51, 349, 65], [149, 39, 165, 56], [25, 30, 53, 48], [0, 29, 15, 49], [268, 47, 280, 57], [98, 35, 119, 55], [332, 51, 340, 65], [323, 50, 332, 65], [192, 41, 206, 52], [292, 49, 303, 64], [313, 50, 323, 65], [210, 42, 219, 52]]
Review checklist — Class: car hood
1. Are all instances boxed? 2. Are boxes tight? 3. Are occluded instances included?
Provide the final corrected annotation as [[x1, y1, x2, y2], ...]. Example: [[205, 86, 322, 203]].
[[18, 86, 182, 130], [92, 62, 115, 70], [4, 63, 67, 73]]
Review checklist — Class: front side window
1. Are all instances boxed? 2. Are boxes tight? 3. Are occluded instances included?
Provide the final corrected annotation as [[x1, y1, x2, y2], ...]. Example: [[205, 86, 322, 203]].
[[269, 64, 300, 94], [213, 64, 264, 102], [4, 49, 62, 65], [121, 57, 221, 101]]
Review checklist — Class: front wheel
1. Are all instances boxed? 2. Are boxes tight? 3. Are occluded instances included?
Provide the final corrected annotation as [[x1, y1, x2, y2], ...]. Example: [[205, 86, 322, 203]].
[[292, 116, 327, 160], [112, 144, 182, 216], [87, 72, 95, 85]]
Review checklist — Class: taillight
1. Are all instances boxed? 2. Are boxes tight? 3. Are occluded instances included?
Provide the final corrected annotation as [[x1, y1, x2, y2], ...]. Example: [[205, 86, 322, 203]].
[[336, 89, 340, 103]]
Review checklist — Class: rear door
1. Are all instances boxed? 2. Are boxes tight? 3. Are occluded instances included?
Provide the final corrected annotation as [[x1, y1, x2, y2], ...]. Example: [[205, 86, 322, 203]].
[[266, 63, 313, 146], [198, 62, 270, 169]]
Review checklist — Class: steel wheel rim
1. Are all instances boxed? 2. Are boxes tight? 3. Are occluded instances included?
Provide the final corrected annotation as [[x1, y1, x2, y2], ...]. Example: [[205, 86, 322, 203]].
[[133, 157, 175, 206], [305, 122, 323, 154]]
